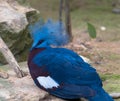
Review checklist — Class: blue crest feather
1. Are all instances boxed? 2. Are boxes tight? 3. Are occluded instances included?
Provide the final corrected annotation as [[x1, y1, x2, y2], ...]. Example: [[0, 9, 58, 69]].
[[29, 19, 69, 49]]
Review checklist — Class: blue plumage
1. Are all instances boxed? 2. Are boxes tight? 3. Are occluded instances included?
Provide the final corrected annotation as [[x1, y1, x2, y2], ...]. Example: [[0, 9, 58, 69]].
[[28, 19, 114, 101], [29, 19, 69, 50]]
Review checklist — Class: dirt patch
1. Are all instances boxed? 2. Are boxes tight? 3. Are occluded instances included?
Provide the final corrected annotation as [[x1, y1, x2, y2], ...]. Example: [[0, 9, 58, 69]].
[[66, 33, 120, 75]]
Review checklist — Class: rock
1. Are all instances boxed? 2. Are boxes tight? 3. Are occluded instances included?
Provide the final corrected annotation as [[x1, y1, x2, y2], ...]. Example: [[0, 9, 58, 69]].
[[3, 75, 87, 101], [0, 0, 38, 33], [110, 93, 120, 99], [112, 0, 120, 14], [0, 2, 27, 33], [0, 0, 39, 64], [0, 62, 88, 101], [0, 70, 9, 79], [5, 75, 87, 101], [112, 8, 120, 14]]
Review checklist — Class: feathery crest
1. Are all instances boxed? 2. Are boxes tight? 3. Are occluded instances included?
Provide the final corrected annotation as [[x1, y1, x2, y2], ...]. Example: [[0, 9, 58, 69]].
[[29, 19, 69, 48]]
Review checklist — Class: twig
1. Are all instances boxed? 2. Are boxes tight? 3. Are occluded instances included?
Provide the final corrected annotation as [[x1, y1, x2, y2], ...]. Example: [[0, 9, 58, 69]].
[[0, 36, 25, 78]]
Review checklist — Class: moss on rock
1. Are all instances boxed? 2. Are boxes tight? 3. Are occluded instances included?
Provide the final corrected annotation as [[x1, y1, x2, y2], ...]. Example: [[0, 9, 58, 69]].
[[0, 0, 39, 65]]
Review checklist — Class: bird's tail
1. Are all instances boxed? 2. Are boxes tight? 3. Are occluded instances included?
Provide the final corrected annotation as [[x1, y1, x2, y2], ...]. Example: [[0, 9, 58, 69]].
[[87, 88, 114, 101]]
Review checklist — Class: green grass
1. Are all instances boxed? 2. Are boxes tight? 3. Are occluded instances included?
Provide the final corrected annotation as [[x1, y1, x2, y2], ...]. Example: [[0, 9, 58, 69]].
[[100, 74, 120, 93], [100, 74, 120, 81], [70, 3, 120, 41], [100, 74, 120, 101]]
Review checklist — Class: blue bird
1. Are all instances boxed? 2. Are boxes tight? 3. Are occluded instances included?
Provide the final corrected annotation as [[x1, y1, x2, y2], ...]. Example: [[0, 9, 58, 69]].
[[28, 19, 114, 101]]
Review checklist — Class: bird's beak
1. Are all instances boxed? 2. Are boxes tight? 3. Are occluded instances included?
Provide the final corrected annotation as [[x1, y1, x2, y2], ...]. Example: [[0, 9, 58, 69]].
[[30, 41, 38, 50]]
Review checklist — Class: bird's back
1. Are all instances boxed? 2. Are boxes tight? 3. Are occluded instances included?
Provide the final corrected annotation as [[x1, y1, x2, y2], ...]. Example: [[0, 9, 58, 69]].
[[28, 47, 103, 99]]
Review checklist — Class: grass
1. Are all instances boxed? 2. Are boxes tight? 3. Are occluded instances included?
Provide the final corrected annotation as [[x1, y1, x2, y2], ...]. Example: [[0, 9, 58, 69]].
[[100, 74, 120, 82], [100, 74, 120, 101], [70, 3, 120, 41]]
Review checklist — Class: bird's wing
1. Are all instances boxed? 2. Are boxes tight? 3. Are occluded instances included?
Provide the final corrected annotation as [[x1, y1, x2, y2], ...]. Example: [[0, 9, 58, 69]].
[[32, 48, 102, 98]]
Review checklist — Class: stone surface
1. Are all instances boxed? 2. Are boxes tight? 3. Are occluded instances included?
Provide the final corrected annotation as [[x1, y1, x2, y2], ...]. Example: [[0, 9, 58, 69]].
[[0, 0, 38, 33], [0, 70, 9, 79], [0, 0, 39, 64], [112, 8, 120, 14], [0, 62, 88, 101], [0, 1, 27, 33]]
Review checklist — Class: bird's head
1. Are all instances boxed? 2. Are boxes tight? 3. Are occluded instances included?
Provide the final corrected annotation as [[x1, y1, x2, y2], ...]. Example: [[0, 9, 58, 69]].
[[29, 19, 69, 50]]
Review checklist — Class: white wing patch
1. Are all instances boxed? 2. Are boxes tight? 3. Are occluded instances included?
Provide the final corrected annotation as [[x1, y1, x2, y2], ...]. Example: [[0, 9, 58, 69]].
[[37, 76, 59, 89]]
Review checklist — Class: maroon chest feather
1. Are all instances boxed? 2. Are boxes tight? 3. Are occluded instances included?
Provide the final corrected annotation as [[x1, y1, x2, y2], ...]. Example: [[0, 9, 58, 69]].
[[28, 48, 49, 79], [28, 48, 45, 64]]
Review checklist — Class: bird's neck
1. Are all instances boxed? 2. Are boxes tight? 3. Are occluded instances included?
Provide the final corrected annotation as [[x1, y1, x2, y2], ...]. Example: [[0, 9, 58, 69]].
[[28, 48, 46, 64]]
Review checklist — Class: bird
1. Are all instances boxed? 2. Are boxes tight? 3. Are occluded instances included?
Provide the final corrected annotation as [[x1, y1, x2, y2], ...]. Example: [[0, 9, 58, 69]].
[[28, 19, 114, 101]]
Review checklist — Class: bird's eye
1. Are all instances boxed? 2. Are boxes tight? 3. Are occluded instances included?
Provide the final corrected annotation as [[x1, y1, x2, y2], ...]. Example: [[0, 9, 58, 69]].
[[37, 40, 44, 45]]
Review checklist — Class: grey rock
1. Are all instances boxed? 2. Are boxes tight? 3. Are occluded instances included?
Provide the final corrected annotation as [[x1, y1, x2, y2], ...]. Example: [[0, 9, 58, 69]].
[[0, 62, 87, 101], [0, 0, 39, 64], [112, 8, 120, 14]]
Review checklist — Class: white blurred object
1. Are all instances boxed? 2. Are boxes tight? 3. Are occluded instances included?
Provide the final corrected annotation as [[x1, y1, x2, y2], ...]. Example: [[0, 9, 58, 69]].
[[80, 55, 91, 64], [100, 26, 106, 31]]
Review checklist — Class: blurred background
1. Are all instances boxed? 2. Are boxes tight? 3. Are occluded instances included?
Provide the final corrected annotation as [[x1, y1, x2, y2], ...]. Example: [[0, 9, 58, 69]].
[[0, 0, 120, 101], [27, 0, 120, 41]]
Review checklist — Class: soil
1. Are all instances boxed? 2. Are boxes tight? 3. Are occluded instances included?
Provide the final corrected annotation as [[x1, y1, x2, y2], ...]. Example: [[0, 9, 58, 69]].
[[68, 32, 120, 75]]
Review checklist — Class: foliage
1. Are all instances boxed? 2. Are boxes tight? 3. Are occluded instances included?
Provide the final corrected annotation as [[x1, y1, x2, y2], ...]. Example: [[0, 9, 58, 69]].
[[87, 23, 97, 39]]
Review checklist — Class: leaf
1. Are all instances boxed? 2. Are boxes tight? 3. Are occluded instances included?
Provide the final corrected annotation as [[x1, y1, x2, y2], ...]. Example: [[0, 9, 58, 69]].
[[87, 23, 97, 39]]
